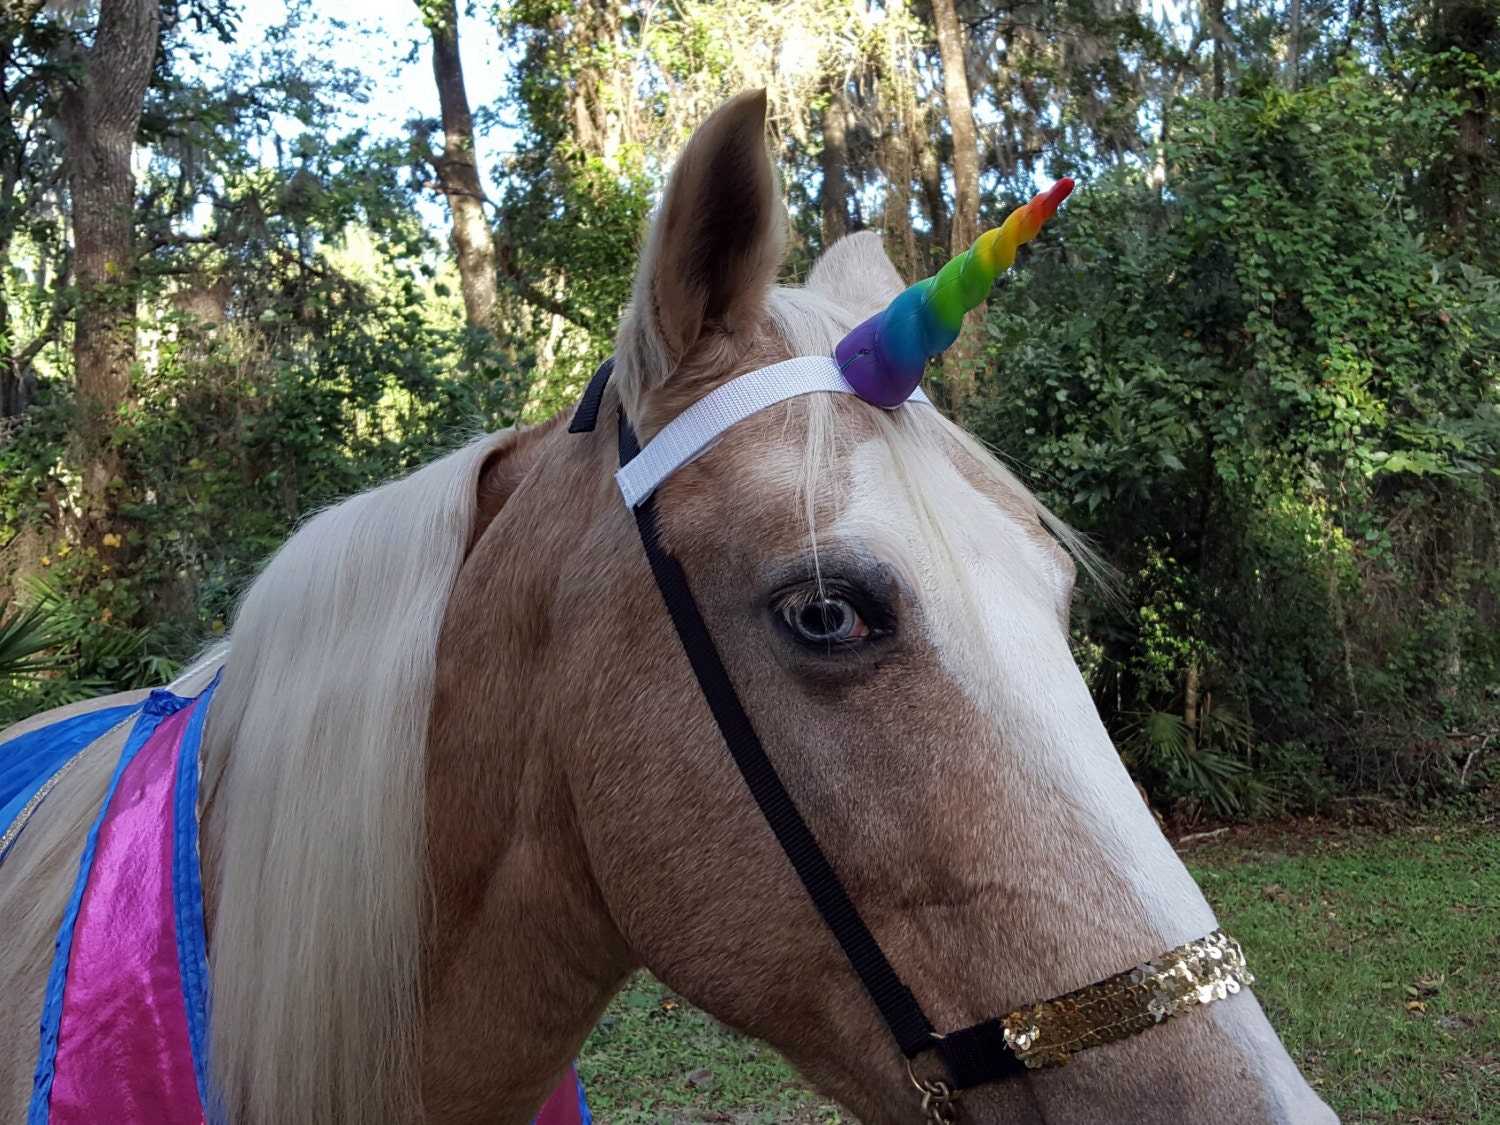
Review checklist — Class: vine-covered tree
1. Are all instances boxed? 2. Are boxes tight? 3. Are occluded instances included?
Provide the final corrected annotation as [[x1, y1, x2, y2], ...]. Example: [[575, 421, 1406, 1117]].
[[58, 0, 159, 552]]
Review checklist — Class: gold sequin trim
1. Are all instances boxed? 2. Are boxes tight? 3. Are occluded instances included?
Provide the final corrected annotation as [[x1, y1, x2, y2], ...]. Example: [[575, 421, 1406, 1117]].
[[1001, 929, 1253, 1068]]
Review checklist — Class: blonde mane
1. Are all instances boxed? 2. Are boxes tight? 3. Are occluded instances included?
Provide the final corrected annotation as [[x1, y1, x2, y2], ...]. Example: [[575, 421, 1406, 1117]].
[[201, 430, 513, 1125]]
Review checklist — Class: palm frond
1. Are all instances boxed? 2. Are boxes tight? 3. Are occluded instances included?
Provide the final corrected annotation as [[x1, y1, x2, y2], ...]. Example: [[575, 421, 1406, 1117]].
[[0, 600, 63, 680]]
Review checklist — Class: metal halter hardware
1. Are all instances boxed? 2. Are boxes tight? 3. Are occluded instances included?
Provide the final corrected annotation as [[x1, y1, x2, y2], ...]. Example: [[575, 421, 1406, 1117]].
[[569, 359, 1253, 1117]]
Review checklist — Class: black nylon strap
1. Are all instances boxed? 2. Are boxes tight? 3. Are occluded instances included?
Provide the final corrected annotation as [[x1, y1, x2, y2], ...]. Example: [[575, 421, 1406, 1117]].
[[568, 357, 615, 434], [618, 409, 937, 1059], [572, 363, 1030, 1087], [936, 1020, 1029, 1086]]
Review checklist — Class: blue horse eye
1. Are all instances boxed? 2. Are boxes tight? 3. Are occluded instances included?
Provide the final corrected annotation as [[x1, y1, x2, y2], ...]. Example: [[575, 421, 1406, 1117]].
[[787, 598, 859, 643]]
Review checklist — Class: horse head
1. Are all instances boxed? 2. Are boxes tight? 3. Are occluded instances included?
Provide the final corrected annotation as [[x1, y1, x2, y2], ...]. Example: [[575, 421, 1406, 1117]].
[[201, 91, 1339, 1125]]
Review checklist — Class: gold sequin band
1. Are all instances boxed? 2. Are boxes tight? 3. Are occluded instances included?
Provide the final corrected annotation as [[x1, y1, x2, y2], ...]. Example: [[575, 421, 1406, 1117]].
[[1001, 929, 1253, 1068]]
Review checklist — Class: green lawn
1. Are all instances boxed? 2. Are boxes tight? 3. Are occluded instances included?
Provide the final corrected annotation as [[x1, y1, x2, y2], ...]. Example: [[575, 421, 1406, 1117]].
[[1185, 820, 1498, 1125], [577, 820, 1499, 1124]]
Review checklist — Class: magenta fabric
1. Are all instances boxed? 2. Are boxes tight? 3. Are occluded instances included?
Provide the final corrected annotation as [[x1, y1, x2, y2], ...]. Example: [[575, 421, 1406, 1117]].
[[534, 1068, 585, 1125], [46, 702, 204, 1125], [32, 686, 587, 1125]]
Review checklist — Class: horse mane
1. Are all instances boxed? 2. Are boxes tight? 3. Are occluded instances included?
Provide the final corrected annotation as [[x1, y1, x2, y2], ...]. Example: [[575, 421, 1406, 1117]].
[[201, 430, 514, 1125]]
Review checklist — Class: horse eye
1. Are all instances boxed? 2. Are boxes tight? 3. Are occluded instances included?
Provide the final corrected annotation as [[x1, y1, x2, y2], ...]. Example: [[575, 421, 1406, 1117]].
[[782, 596, 869, 646]]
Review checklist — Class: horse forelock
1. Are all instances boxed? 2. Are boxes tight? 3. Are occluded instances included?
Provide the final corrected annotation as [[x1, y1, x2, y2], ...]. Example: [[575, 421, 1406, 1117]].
[[754, 265, 1103, 593], [201, 430, 512, 1125]]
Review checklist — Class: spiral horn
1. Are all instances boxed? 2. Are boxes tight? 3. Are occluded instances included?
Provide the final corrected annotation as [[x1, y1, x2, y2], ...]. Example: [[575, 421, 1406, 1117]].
[[835, 178, 1074, 408]]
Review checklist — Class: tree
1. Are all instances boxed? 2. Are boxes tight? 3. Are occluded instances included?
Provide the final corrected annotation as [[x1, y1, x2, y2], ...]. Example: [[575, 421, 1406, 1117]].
[[2, 0, 1496, 813], [419, 0, 498, 334], [975, 66, 1500, 808], [1206, 0, 1228, 98], [57, 0, 160, 549], [0, 2, 67, 419], [819, 76, 850, 246], [929, 0, 979, 253], [928, 0, 983, 415], [1421, 0, 1498, 264]]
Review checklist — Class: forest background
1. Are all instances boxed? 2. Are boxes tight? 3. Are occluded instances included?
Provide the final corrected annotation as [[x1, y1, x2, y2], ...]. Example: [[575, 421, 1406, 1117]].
[[0, 0, 1496, 821]]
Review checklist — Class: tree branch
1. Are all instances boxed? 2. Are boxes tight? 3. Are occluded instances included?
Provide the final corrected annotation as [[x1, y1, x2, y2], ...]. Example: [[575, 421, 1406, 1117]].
[[501, 269, 592, 331], [11, 297, 64, 371]]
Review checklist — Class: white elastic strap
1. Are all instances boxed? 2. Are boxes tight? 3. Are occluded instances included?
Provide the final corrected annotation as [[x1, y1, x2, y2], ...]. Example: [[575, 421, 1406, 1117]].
[[615, 355, 931, 509]]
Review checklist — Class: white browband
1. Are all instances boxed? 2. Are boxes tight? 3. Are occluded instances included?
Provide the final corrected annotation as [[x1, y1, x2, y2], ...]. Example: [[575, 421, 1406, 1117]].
[[616, 355, 931, 508]]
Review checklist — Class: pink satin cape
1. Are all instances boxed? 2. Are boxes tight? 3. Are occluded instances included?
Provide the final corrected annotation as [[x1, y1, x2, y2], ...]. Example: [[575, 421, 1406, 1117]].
[[44, 699, 205, 1124], [25, 686, 591, 1125]]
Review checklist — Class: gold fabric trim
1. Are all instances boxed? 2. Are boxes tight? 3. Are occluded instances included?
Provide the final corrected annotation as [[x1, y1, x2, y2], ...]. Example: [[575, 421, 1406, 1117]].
[[1001, 929, 1253, 1068]]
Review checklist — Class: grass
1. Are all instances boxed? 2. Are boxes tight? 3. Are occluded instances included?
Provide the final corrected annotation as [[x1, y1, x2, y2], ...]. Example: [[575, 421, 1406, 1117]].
[[1184, 819, 1498, 1125], [576, 819, 1499, 1124], [577, 976, 839, 1125]]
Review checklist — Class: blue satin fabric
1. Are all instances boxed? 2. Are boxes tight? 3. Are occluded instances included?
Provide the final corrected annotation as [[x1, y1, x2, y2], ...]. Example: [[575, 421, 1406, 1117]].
[[28, 691, 191, 1125], [8, 691, 592, 1125], [0, 704, 142, 865], [172, 677, 220, 1115]]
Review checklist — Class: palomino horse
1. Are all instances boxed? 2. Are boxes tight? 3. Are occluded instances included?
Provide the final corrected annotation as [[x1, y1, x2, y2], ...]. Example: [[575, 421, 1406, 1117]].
[[1, 91, 1337, 1124]]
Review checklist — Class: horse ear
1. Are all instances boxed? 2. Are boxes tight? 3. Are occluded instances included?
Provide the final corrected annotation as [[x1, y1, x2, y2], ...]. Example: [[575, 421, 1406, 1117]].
[[615, 89, 784, 418], [808, 230, 907, 319]]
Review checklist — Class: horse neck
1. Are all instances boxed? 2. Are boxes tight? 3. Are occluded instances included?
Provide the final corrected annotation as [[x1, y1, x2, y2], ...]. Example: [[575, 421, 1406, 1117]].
[[417, 417, 639, 1120]]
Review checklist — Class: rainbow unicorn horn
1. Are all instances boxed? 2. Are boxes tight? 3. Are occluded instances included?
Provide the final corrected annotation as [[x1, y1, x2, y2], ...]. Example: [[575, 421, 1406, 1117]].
[[835, 177, 1075, 408]]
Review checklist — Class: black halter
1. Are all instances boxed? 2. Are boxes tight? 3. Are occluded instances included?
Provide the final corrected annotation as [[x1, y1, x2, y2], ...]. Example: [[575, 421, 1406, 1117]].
[[569, 358, 1026, 1092]]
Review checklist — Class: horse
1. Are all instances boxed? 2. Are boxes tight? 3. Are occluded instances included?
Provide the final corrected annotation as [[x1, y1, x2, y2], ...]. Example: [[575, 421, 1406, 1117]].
[[1, 90, 1339, 1125]]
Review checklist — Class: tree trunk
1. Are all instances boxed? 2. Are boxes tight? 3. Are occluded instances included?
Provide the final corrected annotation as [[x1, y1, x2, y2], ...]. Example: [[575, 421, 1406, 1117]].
[[57, 0, 158, 551], [930, 0, 980, 255], [930, 0, 984, 418], [917, 133, 951, 271], [1183, 659, 1201, 758], [1426, 0, 1497, 260], [820, 79, 849, 248], [423, 0, 498, 334], [1288, 0, 1302, 91], [0, 240, 15, 418], [0, 32, 21, 420], [874, 120, 921, 284], [1369, 0, 1390, 56], [1205, 0, 1227, 99], [565, 0, 624, 171]]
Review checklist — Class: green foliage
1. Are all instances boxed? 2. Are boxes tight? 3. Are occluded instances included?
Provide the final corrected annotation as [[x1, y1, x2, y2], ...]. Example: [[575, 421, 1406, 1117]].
[[494, 143, 649, 415], [0, 583, 165, 727], [3, 0, 1498, 819], [0, 257, 520, 642], [25, 574, 178, 693], [0, 25, 526, 699], [0, 601, 61, 729], [494, 3, 655, 416], [977, 63, 1500, 809], [0, 599, 61, 681]]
